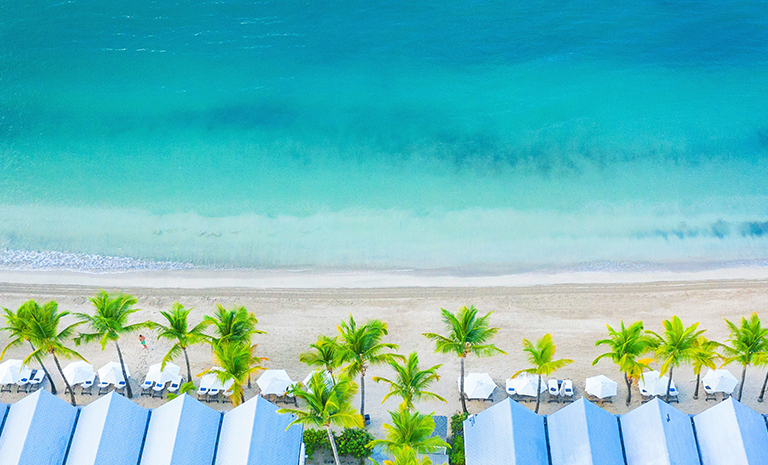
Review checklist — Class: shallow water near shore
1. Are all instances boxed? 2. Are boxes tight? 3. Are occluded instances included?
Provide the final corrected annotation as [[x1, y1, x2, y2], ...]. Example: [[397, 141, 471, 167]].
[[2, 1, 768, 272]]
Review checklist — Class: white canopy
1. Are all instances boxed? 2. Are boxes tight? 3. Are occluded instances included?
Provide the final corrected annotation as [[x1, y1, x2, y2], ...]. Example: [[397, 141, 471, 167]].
[[701, 368, 738, 394], [257, 370, 293, 396], [585, 375, 618, 399], [460, 373, 496, 400], [302, 369, 334, 387], [98, 362, 129, 386], [638, 370, 674, 396], [63, 361, 95, 385], [507, 373, 546, 397], [199, 367, 234, 391], [0, 360, 32, 385], [146, 363, 180, 385]]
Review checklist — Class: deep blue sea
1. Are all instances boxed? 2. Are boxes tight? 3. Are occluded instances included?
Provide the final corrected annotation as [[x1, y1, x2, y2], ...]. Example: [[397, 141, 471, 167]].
[[1, 1, 768, 272]]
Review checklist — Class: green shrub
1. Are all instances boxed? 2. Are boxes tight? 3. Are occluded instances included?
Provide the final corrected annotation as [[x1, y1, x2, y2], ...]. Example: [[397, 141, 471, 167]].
[[336, 428, 375, 459], [303, 429, 329, 460], [449, 434, 465, 465], [450, 412, 469, 437]]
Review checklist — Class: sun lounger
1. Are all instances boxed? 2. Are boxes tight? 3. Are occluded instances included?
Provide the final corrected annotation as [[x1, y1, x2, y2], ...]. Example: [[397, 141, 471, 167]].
[[561, 379, 574, 402], [81, 376, 95, 395], [548, 379, 560, 403], [28, 369, 45, 392], [703, 384, 716, 401], [207, 388, 220, 403], [197, 386, 208, 401], [152, 381, 166, 398], [168, 377, 182, 393], [0, 383, 12, 393], [141, 379, 154, 396], [16, 377, 30, 393], [97, 380, 111, 395], [667, 384, 679, 403]]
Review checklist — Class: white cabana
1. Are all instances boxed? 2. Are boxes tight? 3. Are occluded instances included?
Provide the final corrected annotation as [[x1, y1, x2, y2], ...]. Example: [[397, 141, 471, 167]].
[[98, 362, 129, 386], [638, 370, 675, 396], [701, 368, 738, 394], [548, 398, 624, 465], [66, 391, 149, 465], [302, 369, 334, 386], [63, 361, 96, 386], [620, 397, 699, 465], [216, 395, 304, 465], [146, 363, 181, 385], [694, 397, 768, 465], [199, 367, 234, 391], [0, 360, 32, 385], [257, 369, 294, 396], [0, 390, 78, 465], [585, 375, 618, 399], [459, 373, 496, 400], [507, 373, 545, 397]]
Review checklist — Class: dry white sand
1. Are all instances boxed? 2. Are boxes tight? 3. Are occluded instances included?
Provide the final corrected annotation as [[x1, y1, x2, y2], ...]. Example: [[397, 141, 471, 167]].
[[1, 274, 768, 439]]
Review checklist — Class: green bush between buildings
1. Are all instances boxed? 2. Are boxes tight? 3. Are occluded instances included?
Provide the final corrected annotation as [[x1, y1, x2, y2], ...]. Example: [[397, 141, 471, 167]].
[[302, 428, 374, 461], [448, 412, 468, 465]]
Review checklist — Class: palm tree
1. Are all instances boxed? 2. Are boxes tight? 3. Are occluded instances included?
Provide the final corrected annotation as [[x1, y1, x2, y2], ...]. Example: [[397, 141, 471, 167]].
[[278, 372, 364, 465], [150, 302, 210, 383], [299, 334, 343, 383], [20, 301, 85, 406], [167, 381, 196, 400], [423, 305, 506, 414], [1, 301, 57, 394], [593, 320, 654, 405], [203, 303, 264, 346], [646, 316, 705, 401], [75, 291, 151, 398], [199, 341, 266, 406], [336, 315, 404, 421], [513, 334, 573, 413], [721, 313, 768, 401], [371, 448, 434, 465], [369, 407, 449, 456], [691, 336, 719, 400], [373, 352, 446, 410]]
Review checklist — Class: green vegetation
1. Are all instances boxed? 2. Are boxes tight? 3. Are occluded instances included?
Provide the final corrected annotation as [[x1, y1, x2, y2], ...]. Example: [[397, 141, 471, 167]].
[[373, 352, 446, 410], [513, 333, 573, 414], [593, 320, 654, 405], [448, 412, 468, 465], [150, 302, 210, 383], [720, 313, 768, 401]]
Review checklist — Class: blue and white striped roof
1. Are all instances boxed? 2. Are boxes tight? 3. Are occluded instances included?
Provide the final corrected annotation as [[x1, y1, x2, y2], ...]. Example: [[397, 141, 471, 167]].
[[620, 397, 699, 465], [694, 397, 768, 465], [0, 389, 78, 465], [66, 391, 149, 465], [547, 398, 624, 465], [216, 395, 303, 465]]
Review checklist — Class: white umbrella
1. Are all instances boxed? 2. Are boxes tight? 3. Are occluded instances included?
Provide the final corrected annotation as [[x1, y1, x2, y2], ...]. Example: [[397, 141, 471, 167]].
[[98, 361, 129, 385], [146, 362, 181, 384], [638, 370, 674, 396], [0, 359, 31, 385], [63, 361, 95, 385], [257, 369, 294, 396], [460, 373, 496, 400], [702, 369, 738, 394], [585, 375, 618, 399], [302, 369, 334, 387], [199, 367, 234, 391], [509, 373, 546, 397]]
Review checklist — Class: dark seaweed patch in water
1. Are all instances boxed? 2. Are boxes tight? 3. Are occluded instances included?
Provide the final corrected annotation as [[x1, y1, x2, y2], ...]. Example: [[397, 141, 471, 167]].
[[711, 220, 730, 239], [639, 220, 768, 241], [204, 103, 296, 130], [740, 221, 768, 237]]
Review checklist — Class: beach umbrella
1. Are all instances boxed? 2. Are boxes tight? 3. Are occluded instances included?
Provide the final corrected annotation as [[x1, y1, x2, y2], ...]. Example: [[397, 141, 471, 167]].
[[98, 361, 129, 385], [145, 362, 181, 384], [62, 361, 95, 385], [257, 369, 294, 396], [460, 373, 496, 400], [509, 373, 546, 397], [638, 370, 673, 396], [585, 375, 618, 399], [302, 369, 334, 387], [0, 359, 32, 385], [199, 366, 234, 391], [701, 369, 738, 394]]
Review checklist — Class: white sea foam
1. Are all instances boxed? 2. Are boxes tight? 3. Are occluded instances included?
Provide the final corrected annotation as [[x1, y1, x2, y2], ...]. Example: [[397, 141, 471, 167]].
[[0, 249, 193, 273]]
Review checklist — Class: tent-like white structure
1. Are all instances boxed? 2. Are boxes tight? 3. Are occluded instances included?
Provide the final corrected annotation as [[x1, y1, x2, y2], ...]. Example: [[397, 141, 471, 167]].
[[0, 360, 32, 385], [0, 389, 78, 465], [507, 373, 546, 397], [584, 375, 618, 399], [63, 361, 96, 386], [216, 395, 303, 465], [302, 369, 334, 387], [701, 369, 738, 394], [200, 367, 234, 391], [638, 370, 675, 397], [257, 370, 294, 396], [463, 398, 548, 465], [694, 397, 768, 465], [460, 373, 496, 400], [620, 397, 699, 465], [66, 391, 149, 465], [146, 363, 181, 385], [139, 394, 222, 465], [98, 362, 129, 386], [547, 398, 624, 465]]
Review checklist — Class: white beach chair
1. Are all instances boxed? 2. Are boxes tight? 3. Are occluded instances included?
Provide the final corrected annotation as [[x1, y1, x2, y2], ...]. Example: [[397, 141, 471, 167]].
[[81, 374, 95, 395], [141, 378, 154, 396], [207, 388, 220, 403], [197, 385, 208, 400], [667, 382, 679, 403], [561, 379, 574, 402], [152, 381, 166, 398], [548, 379, 560, 403], [16, 374, 31, 393], [505, 379, 517, 399], [28, 369, 45, 392], [167, 377, 182, 393]]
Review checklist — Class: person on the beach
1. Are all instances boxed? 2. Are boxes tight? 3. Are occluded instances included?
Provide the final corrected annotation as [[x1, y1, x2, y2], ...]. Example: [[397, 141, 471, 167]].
[[139, 334, 147, 350]]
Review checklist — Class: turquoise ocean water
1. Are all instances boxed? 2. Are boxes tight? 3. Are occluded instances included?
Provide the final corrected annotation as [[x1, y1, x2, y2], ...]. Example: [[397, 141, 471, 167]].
[[1, 1, 768, 272]]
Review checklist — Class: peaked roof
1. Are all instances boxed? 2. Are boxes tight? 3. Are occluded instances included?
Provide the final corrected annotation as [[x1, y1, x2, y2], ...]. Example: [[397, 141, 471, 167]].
[[139, 394, 222, 465], [215, 395, 303, 465], [620, 397, 699, 465], [547, 398, 624, 465], [0, 402, 8, 435], [66, 391, 149, 465], [463, 398, 548, 465], [0, 389, 78, 465], [694, 397, 768, 465]]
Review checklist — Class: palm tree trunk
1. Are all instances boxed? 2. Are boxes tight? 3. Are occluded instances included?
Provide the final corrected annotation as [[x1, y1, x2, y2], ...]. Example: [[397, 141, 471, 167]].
[[114, 340, 133, 398], [52, 353, 76, 406], [327, 425, 341, 465], [666, 367, 674, 401], [694, 372, 701, 399], [535, 374, 541, 414], [460, 356, 467, 414], [624, 372, 632, 405], [183, 347, 192, 383], [360, 369, 366, 421], [738, 364, 747, 401], [29, 341, 56, 394], [758, 370, 768, 402]]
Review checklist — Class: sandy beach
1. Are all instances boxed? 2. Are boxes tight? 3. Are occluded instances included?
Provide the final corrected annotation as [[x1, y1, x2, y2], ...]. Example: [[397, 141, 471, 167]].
[[1, 273, 768, 439]]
